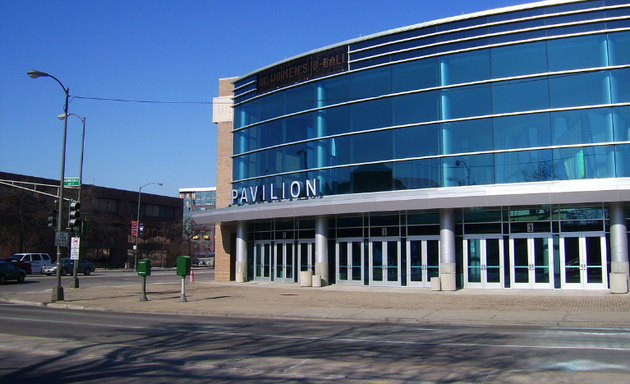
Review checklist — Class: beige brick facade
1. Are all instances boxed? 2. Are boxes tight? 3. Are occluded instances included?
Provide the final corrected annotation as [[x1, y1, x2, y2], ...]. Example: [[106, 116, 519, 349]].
[[213, 78, 237, 281]]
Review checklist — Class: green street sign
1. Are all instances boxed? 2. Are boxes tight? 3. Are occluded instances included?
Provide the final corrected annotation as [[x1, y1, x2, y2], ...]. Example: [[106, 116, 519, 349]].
[[63, 177, 80, 187]]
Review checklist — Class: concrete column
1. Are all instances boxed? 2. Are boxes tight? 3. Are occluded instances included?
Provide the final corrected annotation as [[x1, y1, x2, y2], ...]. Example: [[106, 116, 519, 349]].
[[314, 216, 329, 286], [235, 221, 248, 283], [609, 203, 629, 293], [440, 209, 457, 291]]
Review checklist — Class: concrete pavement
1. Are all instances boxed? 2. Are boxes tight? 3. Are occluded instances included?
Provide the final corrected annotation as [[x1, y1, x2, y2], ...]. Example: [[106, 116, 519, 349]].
[[1, 272, 629, 327]]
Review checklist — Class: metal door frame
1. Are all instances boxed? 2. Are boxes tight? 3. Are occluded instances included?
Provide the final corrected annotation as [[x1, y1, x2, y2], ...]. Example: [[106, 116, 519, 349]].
[[336, 238, 364, 286], [406, 236, 440, 287], [463, 235, 504, 289], [509, 234, 554, 289], [559, 232, 608, 290], [369, 237, 402, 287]]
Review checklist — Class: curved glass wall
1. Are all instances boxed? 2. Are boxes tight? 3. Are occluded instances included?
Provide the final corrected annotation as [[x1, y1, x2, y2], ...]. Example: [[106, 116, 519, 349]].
[[232, 1, 630, 197]]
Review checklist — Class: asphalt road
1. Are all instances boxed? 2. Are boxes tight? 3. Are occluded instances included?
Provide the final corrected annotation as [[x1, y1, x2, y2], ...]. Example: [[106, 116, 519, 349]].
[[0, 304, 629, 383], [0, 268, 215, 294]]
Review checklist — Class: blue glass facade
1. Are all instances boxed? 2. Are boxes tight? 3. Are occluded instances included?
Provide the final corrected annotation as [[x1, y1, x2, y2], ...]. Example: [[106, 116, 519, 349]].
[[198, 0, 630, 291], [231, 0, 630, 196]]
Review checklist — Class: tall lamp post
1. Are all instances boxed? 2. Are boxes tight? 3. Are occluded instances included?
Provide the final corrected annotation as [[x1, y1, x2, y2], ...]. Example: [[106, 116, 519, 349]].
[[134, 182, 163, 270], [27, 70, 69, 302], [58, 112, 86, 289]]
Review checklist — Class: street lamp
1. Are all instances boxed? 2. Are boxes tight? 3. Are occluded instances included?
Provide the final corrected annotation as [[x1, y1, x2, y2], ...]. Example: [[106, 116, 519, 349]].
[[134, 182, 163, 270], [28, 70, 69, 302], [455, 160, 471, 186], [58, 112, 86, 289]]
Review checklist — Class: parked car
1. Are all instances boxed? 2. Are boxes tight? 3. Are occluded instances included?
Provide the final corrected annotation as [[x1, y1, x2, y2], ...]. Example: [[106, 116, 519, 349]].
[[42, 258, 95, 276], [0, 261, 26, 284], [0, 257, 32, 274], [9, 253, 52, 273]]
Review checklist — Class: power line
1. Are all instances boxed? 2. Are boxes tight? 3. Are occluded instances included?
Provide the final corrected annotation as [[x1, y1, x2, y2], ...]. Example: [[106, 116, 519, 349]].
[[72, 95, 220, 105]]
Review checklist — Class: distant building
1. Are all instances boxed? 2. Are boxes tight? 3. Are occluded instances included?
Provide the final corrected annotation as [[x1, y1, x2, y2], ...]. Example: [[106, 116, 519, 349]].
[[179, 187, 216, 262], [196, 0, 630, 293], [0, 171, 183, 268]]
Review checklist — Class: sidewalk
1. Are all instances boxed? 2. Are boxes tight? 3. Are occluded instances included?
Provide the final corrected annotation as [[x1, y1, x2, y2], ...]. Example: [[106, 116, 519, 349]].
[[2, 278, 630, 327]]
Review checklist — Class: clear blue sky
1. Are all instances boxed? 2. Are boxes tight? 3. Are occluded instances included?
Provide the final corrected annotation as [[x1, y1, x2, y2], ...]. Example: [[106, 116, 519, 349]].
[[0, 0, 527, 197]]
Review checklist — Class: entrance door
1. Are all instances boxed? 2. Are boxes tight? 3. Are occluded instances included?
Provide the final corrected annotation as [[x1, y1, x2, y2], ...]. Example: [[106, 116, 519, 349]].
[[274, 240, 295, 283], [406, 237, 440, 287], [369, 238, 401, 286], [336, 239, 364, 285], [560, 233, 608, 289], [254, 241, 272, 281], [464, 236, 504, 289], [509, 235, 554, 289], [298, 240, 314, 284]]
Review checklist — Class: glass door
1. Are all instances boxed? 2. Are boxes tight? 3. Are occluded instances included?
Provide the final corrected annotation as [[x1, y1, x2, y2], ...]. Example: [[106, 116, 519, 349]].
[[369, 237, 401, 287], [406, 237, 440, 287], [336, 239, 364, 285], [298, 240, 314, 284], [274, 240, 295, 283], [560, 233, 607, 289], [509, 235, 554, 289], [464, 236, 504, 289], [254, 241, 271, 281]]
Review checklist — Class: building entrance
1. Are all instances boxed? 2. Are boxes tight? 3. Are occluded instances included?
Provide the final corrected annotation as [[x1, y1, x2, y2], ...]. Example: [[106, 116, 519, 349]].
[[560, 233, 608, 289], [509, 235, 554, 289], [464, 236, 504, 289], [336, 239, 364, 285], [369, 237, 401, 286], [406, 237, 440, 287], [274, 240, 295, 283], [254, 241, 272, 281]]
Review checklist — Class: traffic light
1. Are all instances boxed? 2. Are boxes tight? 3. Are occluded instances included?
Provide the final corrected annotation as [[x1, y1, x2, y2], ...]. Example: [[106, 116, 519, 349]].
[[68, 200, 81, 227], [47, 210, 57, 228]]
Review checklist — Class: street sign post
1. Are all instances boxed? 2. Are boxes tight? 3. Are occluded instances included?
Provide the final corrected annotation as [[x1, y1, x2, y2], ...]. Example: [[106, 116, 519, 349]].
[[70, 237, 80, 260], [63, 177, 80, 187]]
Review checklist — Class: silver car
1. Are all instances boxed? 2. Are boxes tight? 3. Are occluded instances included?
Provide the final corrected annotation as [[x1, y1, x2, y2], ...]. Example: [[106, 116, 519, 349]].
[[42, 258, 95, 276]]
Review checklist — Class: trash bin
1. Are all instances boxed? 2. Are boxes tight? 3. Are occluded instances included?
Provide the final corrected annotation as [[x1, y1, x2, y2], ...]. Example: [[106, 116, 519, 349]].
[[312, 274, 322, 287]]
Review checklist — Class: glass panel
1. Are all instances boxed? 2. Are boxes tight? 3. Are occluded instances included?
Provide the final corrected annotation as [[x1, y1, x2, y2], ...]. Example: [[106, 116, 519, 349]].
[[549, 71, 610, 109], [284, 83, 315, 115], [427, 240, 440, 279], [615, 144, 630, 177], [351, 241, 362, 281], [255, 244, 262, 277], [320, 75, 351, 106], [394, 124, 439, 158], [611, 68, 630, 104], [352, 130, 393, 163], [351, 98, 392, 131], [392, 58, 438, 92], [263, 243, 270, 277], [468, 239, 482, 283], [387, 241, 398, 282], [547, 34, 608, 72], [276, 244, 283, 279], [608, 31, 630, 66], [409, 240, 422, 282], [440, 50, 490, 85], [564, 237, 581, 284], [586, 237, 603, 284], [300, 243, 309, 271], [492, 78, 549, 114], [486, 239, 501, 283], [494, 113, 551, 150], [445, 154, 494, 187], [534, 237, 550, 284], [286, 243, 293, 279], [513, 238, 530, 283], [495, 150, 552, 184], [393, 158, 441, 190], [553, 146, 615, 180], [614, 106, 630, 141], [392, 91, 439, 125], [350, 66, 392, 100], [259, 92, 284, 121], [551, 109, 613, 146], [490, 41, 547, 78], [442, 119, 493, 154], [372, 241, 383, 282], [338, 242, 348, 281], [441, 85, 491, 119]]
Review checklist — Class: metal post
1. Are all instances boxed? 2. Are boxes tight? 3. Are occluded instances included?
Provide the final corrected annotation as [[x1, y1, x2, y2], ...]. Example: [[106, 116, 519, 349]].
[[180, 276, 187, 302], [140, 276, 148, 302]]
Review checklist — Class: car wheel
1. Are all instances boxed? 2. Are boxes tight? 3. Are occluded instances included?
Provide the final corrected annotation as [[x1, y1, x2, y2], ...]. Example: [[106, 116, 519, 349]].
[[17, 274, 25, 283], [84, 268, 91, 276], [46, 273, 52, 276]]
